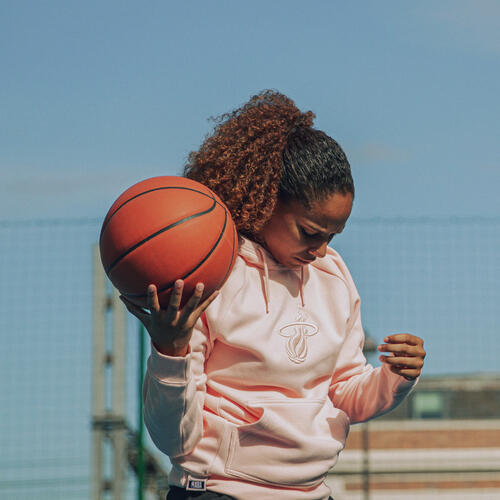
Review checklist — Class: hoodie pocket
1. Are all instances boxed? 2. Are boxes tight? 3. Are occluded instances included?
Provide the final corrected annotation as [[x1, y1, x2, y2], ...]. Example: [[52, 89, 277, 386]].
[[224, 399, 349, 488]]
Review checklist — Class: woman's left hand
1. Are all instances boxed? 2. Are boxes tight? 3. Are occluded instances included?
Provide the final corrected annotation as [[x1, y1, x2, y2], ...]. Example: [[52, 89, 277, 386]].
[[377, 333, 426, 380]]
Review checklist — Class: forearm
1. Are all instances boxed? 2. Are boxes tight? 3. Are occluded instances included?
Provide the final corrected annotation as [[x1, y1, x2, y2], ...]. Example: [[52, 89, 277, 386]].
[[143, 345, 204, 458], [330, 363, 417, 424]]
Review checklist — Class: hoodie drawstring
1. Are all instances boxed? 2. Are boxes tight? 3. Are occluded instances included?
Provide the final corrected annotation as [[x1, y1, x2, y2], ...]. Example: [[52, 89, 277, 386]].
[[256, 247, 306, 313], [256, 247, 270, 314], [299, 266, 305, 308]]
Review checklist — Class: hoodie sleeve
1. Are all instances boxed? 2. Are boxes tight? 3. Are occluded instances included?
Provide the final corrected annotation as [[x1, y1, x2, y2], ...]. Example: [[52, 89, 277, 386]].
[[327, 252, 417, 424], [142, 315, 211, 458]]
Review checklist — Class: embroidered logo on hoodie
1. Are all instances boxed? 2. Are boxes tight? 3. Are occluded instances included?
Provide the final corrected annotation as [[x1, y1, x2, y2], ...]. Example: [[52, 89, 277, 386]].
[[279, 309, 318, 364]]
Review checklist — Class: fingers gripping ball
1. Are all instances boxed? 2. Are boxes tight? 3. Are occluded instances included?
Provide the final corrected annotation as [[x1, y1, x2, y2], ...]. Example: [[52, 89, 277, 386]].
[[99, 176, 238, 309]]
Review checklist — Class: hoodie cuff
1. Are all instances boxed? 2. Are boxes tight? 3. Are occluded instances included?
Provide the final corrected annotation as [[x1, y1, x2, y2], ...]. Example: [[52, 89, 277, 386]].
[[148, 342, 191, 385], [382, 362, 419, 394]]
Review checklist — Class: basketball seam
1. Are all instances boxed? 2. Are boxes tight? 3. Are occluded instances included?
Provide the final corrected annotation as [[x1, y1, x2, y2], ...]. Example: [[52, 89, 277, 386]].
[[100, 185, 226, 241], [122, 203, 229, 299], [218, 219, 238, 286], [105, 196, 217, 275]]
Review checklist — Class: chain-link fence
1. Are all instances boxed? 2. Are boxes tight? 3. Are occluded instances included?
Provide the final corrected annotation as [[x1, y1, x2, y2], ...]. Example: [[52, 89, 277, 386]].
[[1, 216, 498, 499]]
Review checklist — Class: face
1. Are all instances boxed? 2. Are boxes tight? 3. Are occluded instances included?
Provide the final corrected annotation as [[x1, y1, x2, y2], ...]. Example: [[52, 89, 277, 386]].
[[258, 191, 353, 268]]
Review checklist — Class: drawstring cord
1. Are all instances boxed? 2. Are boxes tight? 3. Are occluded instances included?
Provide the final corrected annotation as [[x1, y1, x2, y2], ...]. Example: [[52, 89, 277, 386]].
[[256, 247, 270, 314], [255, 247, 306, 313], [299, 266, 305, 308]]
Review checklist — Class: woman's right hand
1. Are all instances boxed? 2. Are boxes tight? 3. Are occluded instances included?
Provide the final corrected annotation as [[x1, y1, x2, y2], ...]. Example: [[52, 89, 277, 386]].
[[120, 280, 219, 356]]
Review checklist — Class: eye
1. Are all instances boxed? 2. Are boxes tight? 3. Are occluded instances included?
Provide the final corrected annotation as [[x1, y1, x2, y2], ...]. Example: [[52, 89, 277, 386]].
[[300, 226, 337, 243], [299, 226, 319, 238]]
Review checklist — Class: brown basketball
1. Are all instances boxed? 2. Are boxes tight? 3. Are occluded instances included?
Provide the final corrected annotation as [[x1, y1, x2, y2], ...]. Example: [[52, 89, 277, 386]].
[[99, 176, 238, 309]]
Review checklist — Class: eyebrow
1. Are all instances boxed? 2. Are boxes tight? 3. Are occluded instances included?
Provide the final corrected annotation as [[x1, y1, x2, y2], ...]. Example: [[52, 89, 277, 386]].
[[304, 221, 345, 236]]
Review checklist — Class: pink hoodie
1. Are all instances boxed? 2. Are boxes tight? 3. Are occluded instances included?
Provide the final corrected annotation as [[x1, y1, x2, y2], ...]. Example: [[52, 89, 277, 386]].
[[143, 236, 417, 500]]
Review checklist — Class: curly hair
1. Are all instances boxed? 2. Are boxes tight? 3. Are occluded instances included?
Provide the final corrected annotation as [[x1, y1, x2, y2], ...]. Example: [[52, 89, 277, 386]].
[[184, 90, 353, 240]]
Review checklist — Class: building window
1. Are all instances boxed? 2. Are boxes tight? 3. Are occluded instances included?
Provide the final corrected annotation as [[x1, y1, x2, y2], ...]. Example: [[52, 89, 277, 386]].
[[412, 391, 444, 419]]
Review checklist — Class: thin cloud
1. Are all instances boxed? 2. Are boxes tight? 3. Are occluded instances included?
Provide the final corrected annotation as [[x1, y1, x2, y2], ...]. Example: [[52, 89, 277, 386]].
[[0, 166, 169, 218], [0, 166, 165, 197]]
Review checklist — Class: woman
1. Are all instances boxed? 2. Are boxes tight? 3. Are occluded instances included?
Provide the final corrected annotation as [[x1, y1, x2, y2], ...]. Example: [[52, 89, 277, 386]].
[[121, 90, 426, 500]]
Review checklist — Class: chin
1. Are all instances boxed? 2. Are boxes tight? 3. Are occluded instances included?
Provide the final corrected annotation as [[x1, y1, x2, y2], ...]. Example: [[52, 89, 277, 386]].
[[275, 255, 294, 268], [286, 258, 304, 269]]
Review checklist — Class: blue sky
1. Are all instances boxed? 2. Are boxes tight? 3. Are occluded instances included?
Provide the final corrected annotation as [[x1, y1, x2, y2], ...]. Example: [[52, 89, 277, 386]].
[[1, 0, 499, 221]]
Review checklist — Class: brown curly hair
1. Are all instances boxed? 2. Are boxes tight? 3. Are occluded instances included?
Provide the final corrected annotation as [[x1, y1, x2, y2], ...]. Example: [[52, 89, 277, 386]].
[[184, 90, 353, 240]]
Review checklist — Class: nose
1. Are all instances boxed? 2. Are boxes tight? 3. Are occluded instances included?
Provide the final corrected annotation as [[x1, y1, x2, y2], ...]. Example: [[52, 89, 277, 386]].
[[308, 241, 328, 259]]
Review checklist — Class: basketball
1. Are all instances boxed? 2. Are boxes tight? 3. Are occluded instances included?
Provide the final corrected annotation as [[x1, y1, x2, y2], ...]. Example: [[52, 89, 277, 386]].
[[99, 176, 238, 309]]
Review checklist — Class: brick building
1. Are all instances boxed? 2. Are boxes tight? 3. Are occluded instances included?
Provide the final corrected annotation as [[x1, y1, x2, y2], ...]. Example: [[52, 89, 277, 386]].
[[326, 373, 500, 500]]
